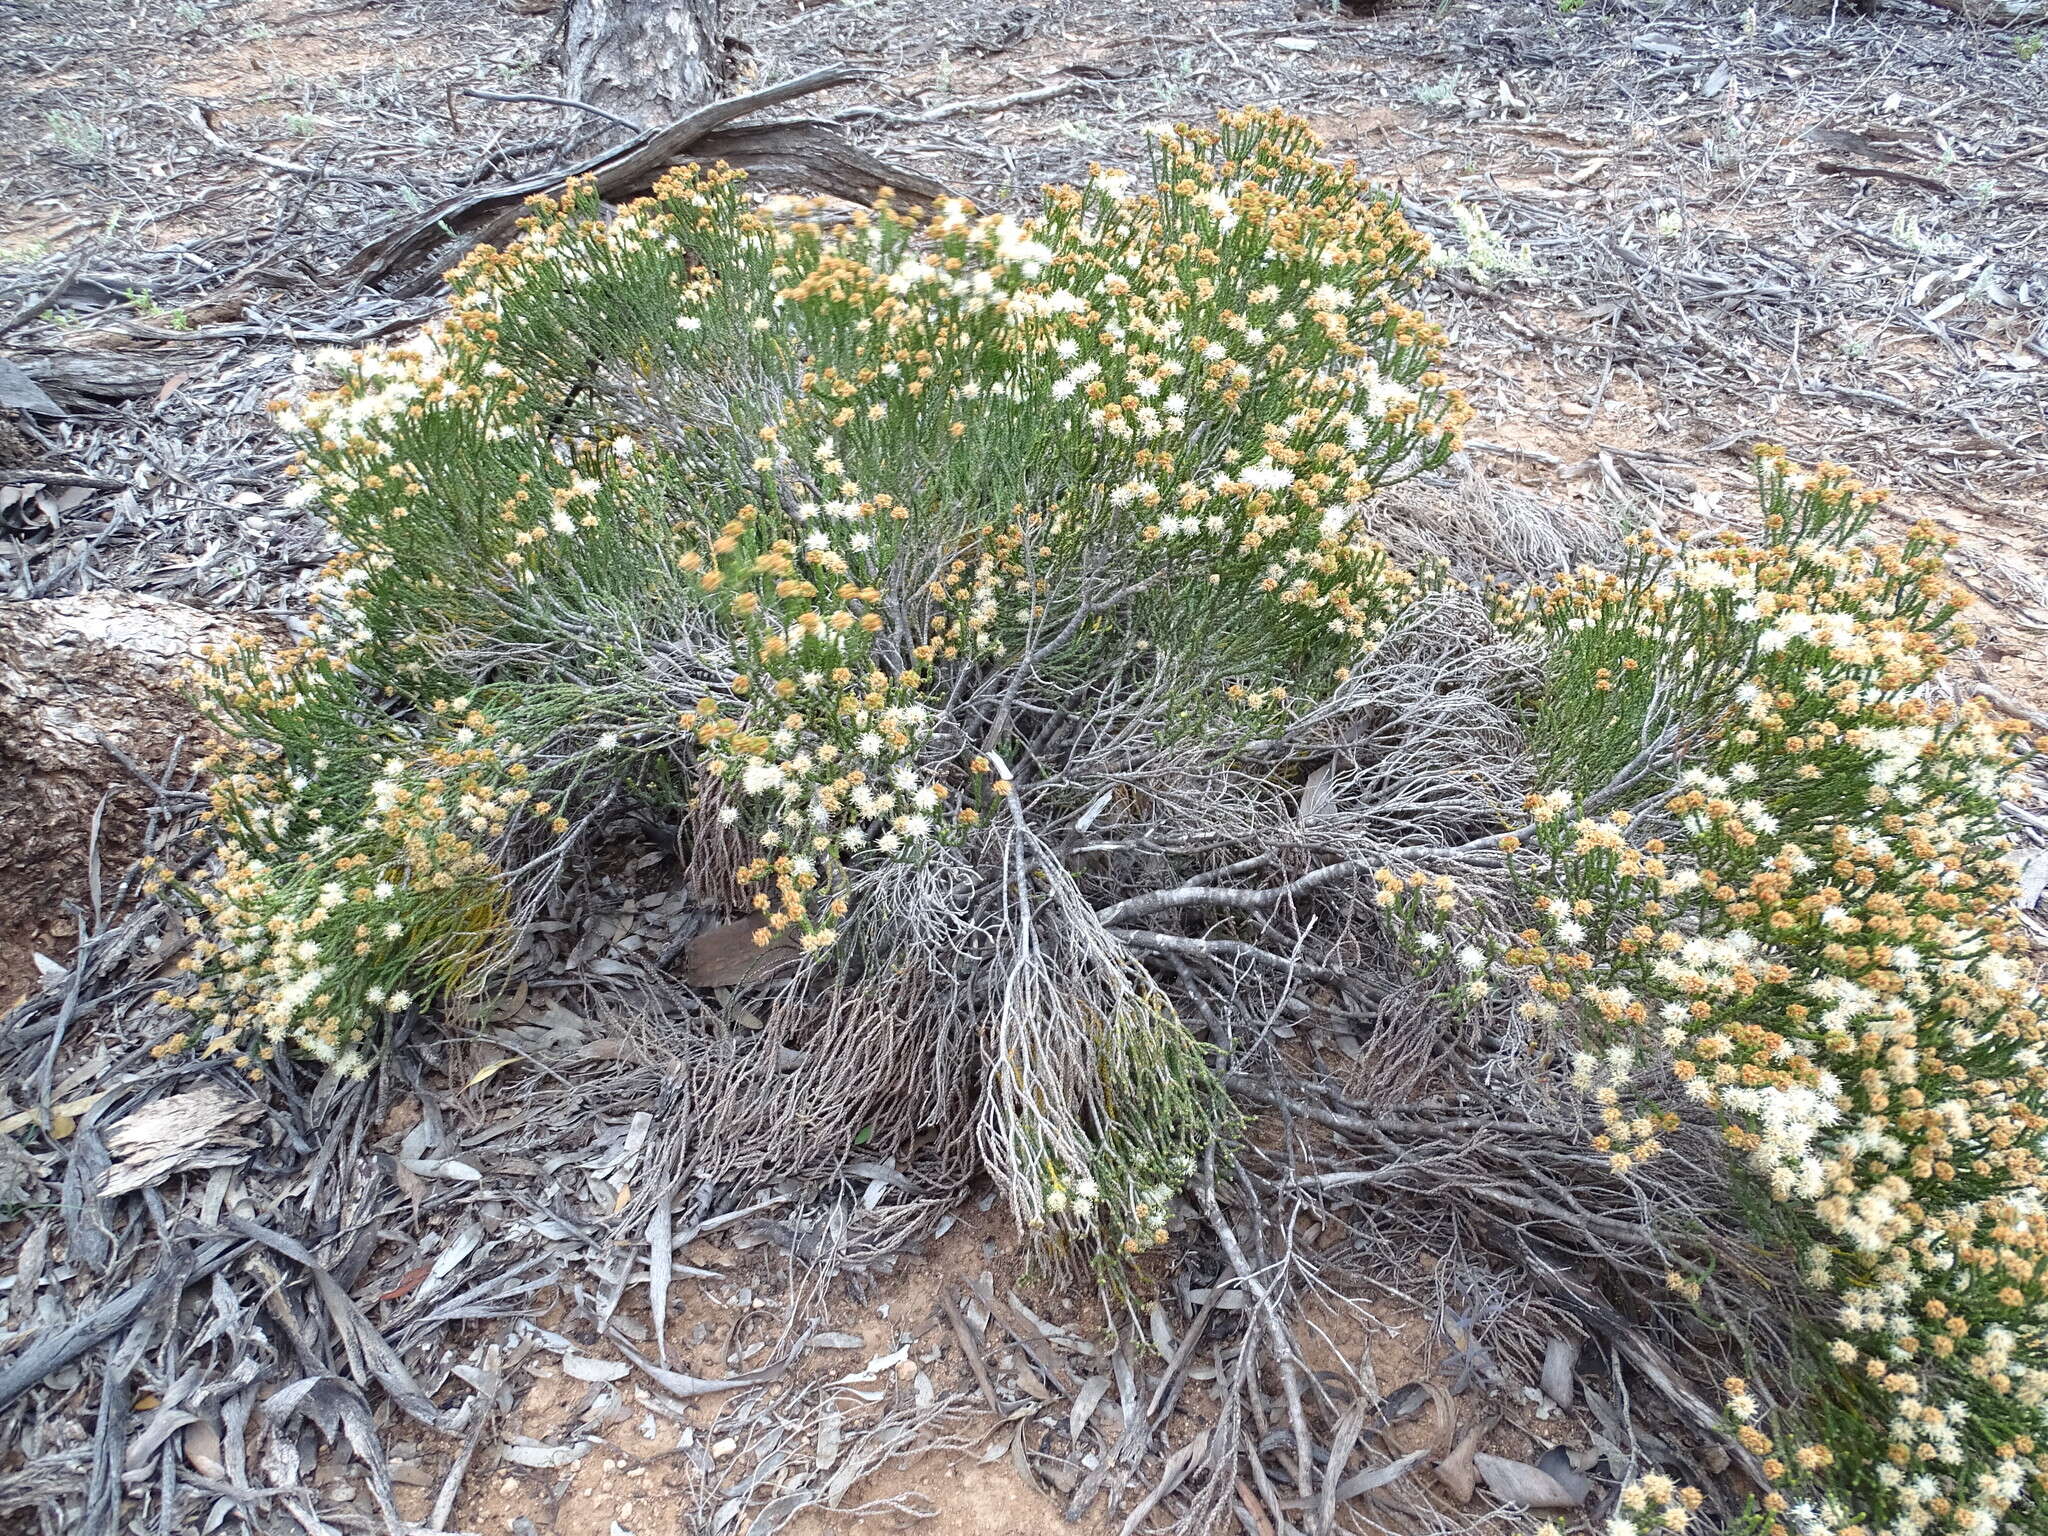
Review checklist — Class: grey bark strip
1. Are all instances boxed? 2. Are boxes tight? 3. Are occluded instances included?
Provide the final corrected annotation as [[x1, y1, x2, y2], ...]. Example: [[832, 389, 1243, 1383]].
[[0, 1239, 240, 1413]]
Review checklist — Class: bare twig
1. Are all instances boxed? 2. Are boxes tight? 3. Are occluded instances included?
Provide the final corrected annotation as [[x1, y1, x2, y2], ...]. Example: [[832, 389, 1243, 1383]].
[[458, 88, 645, 134], [0, 247, 92, 341]]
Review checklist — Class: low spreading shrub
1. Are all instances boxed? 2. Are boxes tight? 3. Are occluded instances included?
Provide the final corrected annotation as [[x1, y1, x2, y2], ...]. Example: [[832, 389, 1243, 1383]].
[[157, 109, 1466, 1254], [1493, 458, 2047, 1536], [153, 107, 2047, 1535]]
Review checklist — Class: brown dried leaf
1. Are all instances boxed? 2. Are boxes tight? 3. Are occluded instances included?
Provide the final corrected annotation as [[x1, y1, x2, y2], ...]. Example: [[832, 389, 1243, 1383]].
[[181, 1419, 224, 1480], [1436, 1417, 1488, 1505]]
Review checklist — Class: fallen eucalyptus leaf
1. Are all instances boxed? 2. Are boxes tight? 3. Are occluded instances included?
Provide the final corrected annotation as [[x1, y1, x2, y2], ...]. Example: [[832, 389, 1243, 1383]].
[[1377, 1381, 1430, 1424], [1069, 1374, 1111, 1443], [1474, 1452, 1580, 1509], [1331, 1447, 1429, 1503], [1536, 1445, 1594, 1503], [1437, 1418, 1488, 1504], [501, 1438, 598, 1468], [1541, 1336, 1578, 1411], [561, 1354, 631, 1383], [401, 1157, 483, 1183], [181, 1419, 224, 1479]]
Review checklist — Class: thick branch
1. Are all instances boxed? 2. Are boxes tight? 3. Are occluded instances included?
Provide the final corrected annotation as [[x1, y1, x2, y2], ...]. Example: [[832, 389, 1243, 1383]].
[[355, 68, 950, 286]]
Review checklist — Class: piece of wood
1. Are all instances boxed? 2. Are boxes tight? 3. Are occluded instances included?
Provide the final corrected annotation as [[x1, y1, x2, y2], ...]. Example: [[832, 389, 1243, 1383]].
[[669, 119, 953, 209], [354, 66, 951, 288], [563, 0, 722, 134], [680, 917, 799, 988], [937, 1284, 1004, 1413], [17, 351, 166, 401], [1815, 158, 1953, 197], [1909, 0, 2048, 19], [97, 1084, 261, 1198], [0, 248, 91, 343], [0, 357, 63, 416]]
